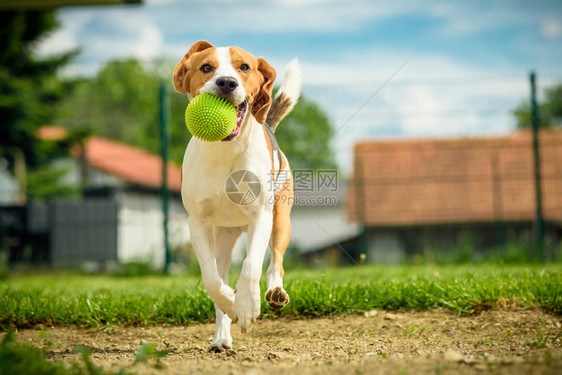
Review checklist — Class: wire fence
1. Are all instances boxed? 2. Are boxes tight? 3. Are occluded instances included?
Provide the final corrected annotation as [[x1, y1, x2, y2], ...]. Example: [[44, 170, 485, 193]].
[[1, 72, 562, 268]]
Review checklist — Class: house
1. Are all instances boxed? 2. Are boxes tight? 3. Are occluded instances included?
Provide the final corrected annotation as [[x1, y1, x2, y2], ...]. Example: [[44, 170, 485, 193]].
[[35, 126, 189, 268], [290, 178, 360, 267], [347, 129, 562, 263], [77, 136, 189, 268]]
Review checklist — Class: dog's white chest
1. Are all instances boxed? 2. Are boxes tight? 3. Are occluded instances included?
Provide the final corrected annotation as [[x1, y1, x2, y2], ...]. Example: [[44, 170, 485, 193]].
[[180, 136, 272, 228], [182, 170, 249, 227]]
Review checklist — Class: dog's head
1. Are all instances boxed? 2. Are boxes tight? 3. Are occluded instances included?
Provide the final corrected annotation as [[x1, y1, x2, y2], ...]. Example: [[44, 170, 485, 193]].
[[173, 41, 276, 141]]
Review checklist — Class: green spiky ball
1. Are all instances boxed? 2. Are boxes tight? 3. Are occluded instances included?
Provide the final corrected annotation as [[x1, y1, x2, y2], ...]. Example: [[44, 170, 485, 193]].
[[185, 93, 237, 142]]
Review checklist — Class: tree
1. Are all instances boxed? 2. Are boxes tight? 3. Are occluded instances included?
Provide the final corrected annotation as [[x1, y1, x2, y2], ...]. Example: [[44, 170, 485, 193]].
[[275, 94, 338, 171], [514, 84, 562, 129], [57, 59, 191, 165], [0, 10, 79, 200]]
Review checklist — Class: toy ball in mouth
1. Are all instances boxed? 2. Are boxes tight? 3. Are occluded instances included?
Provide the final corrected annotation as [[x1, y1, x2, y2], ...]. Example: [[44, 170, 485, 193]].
[[185, 93, 237, 142]]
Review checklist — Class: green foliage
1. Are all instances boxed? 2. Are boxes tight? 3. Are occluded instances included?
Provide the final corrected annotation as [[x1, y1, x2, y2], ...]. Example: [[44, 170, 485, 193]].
[[26, 164, 79, 200], [0, 330, 64, 375], [275, 93, 338, 171], [514, 84, 562, 129], [0, 11, 77, 167], [57, 58, 191, 165], [0, 11, 80, 201]]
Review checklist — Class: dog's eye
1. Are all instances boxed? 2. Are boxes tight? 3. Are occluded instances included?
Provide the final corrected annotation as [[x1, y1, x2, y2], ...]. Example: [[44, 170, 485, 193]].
[[200, 64, 213, 73], [239, 64, 250, 72]]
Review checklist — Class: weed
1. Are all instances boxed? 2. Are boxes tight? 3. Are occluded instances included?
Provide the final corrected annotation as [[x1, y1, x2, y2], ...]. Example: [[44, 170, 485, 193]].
[[157, 332, 175, 352], [134, 342, 169, 369], [528, 322, 562, 349], [182, 340, 193, 353], [402, 326, 426, 336], [476, 336, 496, 346], [75, 345, 111, 375]]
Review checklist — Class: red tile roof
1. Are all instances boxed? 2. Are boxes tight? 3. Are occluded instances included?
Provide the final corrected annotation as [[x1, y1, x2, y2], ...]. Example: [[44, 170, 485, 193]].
[[348, 129, 562, 226], [36, 126, 68, 140], [37, 126, 182, 192], [81, 137, 182, 192]]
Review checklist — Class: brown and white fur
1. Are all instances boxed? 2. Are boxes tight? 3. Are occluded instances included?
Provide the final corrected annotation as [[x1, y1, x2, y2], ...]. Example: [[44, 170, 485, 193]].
[[173, 41, 300, 352]]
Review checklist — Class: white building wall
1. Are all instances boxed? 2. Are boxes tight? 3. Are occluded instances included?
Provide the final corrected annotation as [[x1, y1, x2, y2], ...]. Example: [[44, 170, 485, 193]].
[[290, 206, 360, 252], [117, 192, 190, 268]]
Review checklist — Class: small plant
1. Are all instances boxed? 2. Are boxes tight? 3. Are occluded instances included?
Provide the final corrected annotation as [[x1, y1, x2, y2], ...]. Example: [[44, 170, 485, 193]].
[[75, 345, 110, 375], [157, 332, 176, 352], [528, 324, 562, 349], [476, 336, 492, 346], [402, 326, 426, 336], [135, 341, 169, 369], [182, 341, 194, 353]]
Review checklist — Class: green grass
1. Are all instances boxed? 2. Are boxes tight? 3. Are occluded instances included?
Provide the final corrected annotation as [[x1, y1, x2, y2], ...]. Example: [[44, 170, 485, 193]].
[[0, 264, 561, 330]]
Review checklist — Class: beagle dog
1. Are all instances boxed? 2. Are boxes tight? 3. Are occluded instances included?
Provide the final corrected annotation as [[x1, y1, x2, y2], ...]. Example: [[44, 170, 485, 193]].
[[173, 41, 301, 352]]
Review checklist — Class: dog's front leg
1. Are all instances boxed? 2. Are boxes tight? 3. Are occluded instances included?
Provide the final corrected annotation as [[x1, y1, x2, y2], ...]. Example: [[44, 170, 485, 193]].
[[209, 226, 241, 352], [234, 213, 273, 333], [188, 217, 235, 319]]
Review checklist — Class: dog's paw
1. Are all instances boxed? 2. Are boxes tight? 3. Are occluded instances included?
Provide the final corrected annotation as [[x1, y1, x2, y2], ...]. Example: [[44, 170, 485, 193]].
[[233, 285, 261, 333], [208, 341, 231, 353], [265, 286, 290, 309]]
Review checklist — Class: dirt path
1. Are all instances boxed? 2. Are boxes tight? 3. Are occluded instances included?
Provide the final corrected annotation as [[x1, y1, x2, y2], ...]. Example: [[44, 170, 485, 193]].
[[11, 309, 562, 374]]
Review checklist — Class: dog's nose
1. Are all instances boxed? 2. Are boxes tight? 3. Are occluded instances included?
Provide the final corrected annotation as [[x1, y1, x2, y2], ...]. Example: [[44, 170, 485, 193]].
[[216, 77, 238, 93]]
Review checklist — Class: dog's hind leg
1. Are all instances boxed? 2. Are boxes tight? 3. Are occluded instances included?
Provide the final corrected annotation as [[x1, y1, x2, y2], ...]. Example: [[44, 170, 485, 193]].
[[265, 176, 293, 309], [209, 226, 241, 352]]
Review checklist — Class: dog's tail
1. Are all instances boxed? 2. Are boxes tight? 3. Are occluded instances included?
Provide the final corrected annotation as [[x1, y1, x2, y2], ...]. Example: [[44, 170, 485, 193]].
[[266, 59, 301, 133]]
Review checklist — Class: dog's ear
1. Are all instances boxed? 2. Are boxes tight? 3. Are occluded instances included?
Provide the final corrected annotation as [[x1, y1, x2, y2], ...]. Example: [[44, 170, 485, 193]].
[[173, 41, 214, 94], [251, 57, 276, 124]]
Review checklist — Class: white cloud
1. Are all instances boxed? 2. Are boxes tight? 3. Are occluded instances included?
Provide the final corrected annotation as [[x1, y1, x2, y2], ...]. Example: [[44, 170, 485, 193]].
[[85, 15, 163, 61], [35, 28, 78, 56], [144, 0, 416, 35], [38, 8, 165, 76], [300, 50, 530, 172], [541, 19, 562, 38], [299, 48, 484, 86]]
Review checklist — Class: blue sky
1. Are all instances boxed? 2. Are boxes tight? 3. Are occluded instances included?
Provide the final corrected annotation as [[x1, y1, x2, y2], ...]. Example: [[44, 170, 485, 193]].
[[37, 0, 562, 171]]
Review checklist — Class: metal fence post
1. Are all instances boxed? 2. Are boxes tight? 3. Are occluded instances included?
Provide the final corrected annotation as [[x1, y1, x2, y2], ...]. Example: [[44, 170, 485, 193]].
[[160, 82, 171, 274], [530, 71, 545, 261]]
